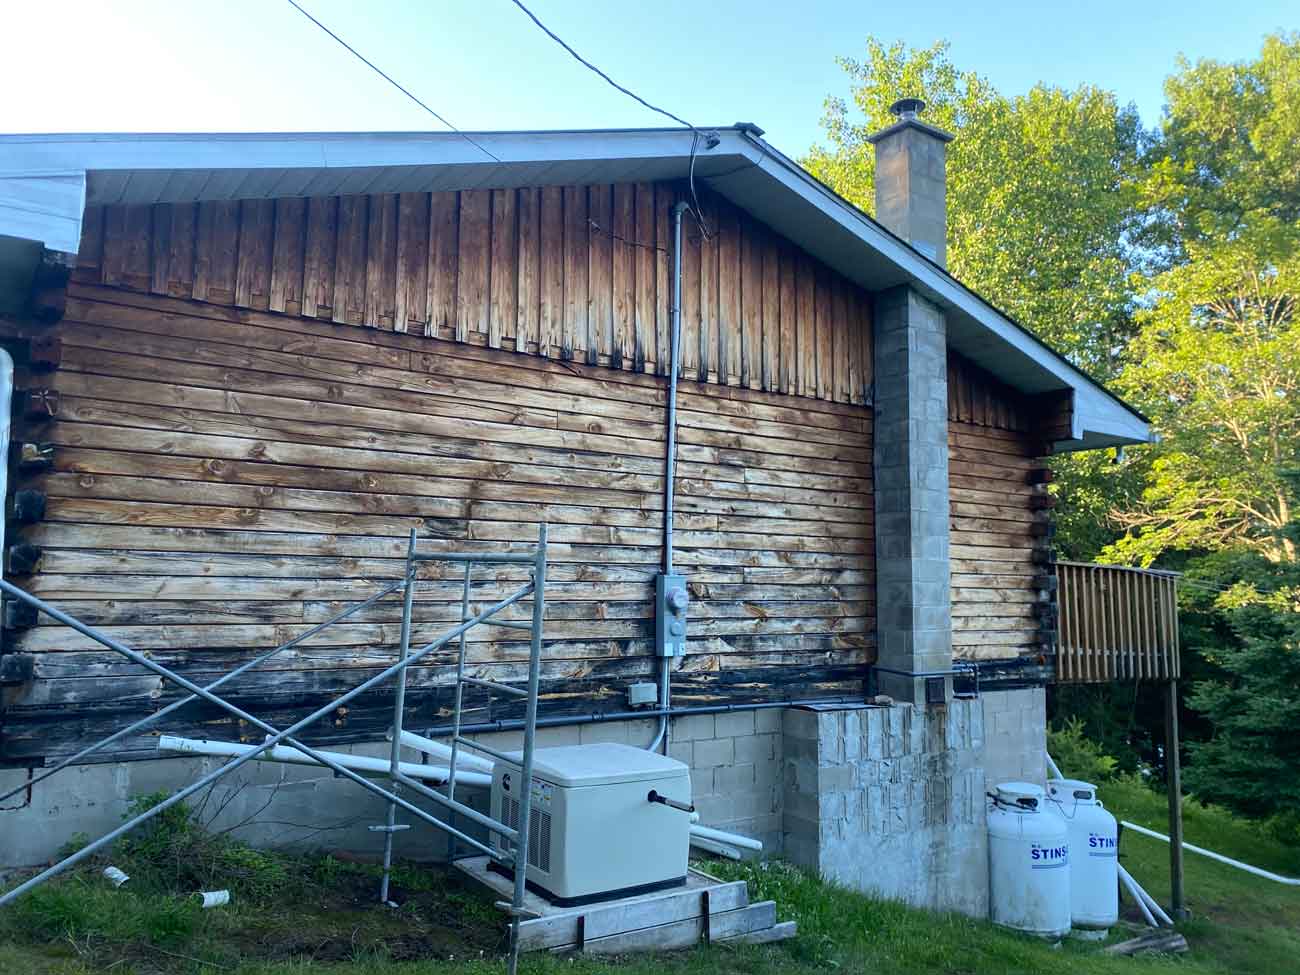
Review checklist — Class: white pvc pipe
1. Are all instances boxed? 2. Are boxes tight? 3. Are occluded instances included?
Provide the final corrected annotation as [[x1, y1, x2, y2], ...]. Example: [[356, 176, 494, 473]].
[[1121, 820, 1300, 886], [398, 730, 495, 774], [159, 735, 492, 788], [1119, 866, 1159, 927], [690, 824, 763, 852], [689, 835, 743, 860], [1045, 751, 1064, 781], [1119, 864, 1174, 926]]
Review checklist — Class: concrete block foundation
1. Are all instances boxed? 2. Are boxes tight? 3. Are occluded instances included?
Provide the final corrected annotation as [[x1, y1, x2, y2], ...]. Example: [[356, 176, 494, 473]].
[[2, 692, 1046, 920], [781, 702, 988, 917]]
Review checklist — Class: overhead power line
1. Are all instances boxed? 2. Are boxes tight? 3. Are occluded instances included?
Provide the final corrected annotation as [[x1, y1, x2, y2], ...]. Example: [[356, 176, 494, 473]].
[[284, 0, 501, 163], [504, 0, 715, 239], [507, 0, 695, 131]]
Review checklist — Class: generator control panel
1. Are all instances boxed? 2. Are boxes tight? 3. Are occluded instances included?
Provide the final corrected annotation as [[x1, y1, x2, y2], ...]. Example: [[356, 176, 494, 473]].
[[655, 572, 689, 657]]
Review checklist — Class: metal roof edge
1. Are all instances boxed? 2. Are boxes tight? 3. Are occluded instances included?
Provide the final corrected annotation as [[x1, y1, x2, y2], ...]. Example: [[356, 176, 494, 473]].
[[0, 126, 1150, 442]]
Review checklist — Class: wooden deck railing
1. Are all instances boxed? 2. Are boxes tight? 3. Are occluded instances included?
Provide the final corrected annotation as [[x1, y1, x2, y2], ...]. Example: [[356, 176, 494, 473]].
[[1055, 562, 1180, 682]]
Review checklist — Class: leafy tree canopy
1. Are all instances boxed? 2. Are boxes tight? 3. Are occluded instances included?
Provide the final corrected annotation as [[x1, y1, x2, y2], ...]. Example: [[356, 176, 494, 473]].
[[1104, 34, 1300, 565], [807, 38, 1143, 381]]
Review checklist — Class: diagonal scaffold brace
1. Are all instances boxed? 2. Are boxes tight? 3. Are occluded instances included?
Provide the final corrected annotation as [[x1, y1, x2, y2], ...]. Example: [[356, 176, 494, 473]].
[[0, 523, 550, 975]]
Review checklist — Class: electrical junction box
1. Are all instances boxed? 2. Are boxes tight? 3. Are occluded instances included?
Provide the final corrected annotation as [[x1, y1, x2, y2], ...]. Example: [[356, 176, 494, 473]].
[[627, 682, 658, 707], [655, 572, 689, 657], [490, 743, 692, 905]]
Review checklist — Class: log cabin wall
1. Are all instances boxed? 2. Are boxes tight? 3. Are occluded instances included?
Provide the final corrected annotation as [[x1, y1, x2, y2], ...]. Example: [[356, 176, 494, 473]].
[[0, 182, 876, 764], [946, 354, 1045, 660]]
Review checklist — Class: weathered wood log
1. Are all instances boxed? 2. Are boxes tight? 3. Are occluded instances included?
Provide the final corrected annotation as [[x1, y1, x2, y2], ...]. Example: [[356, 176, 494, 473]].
[[1103, 931, 1188, 956]]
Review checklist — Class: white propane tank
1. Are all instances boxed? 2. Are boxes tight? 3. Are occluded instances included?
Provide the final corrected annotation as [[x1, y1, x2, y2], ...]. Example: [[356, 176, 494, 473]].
[[1046, 779, 1118, 934], [987, 781, 1071, 939]]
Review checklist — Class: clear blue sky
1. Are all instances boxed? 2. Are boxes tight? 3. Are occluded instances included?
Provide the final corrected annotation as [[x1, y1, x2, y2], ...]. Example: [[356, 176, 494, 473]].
[[2, 1, 1293, 160]]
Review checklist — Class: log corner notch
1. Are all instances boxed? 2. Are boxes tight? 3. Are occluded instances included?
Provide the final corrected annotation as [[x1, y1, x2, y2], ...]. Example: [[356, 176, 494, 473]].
[[26, 251, 74, 327], [0, 249, 67, 731], [1026, 460, 1058, 669]]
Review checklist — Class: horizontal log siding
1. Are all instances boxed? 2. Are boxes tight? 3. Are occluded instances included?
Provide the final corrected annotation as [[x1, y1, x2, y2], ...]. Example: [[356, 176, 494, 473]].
[[1, 284, 873, 762], [76, 185, 873, 403], [946, 353, 1042, 660]]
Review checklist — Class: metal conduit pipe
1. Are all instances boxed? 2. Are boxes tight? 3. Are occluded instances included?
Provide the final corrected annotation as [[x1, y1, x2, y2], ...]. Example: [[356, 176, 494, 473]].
[[419, 695, 862, 741], [648, 199, 691, 756]]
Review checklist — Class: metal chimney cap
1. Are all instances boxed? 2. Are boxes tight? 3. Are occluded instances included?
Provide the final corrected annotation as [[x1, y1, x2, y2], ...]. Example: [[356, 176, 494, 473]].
[[866, 98, 954, 145], [889, 97, 927, 120]]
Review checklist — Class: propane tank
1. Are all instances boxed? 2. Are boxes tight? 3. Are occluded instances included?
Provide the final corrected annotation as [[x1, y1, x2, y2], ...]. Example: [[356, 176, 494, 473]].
[[1046, 779, 1118, 935], [987, 781, 1071, 939]]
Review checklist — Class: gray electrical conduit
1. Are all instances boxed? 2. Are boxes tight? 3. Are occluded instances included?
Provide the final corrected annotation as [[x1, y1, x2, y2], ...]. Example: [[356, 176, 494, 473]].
[[648, 200, 691, 756]]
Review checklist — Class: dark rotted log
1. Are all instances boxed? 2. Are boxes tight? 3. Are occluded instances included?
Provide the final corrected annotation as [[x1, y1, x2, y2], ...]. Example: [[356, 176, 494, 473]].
[[28, 335, 62, 371], [1030, 547, 1057, 565], [13, 443, 54, 471], [1032, 602, 1059, 623], [1029, 522, 1056, 538], [18, 388, 60, 420], [1026, 468, 1054, 485], [1031, 573, 1058, 592], [3, 600, 39, 631], [1029, 494, 1057, 510], [0, 663, 867, 765], [5, 543, 42, 575], [27, 257, 71, 325], [0, 653, 35, 685], [9, 489, 46, 524]]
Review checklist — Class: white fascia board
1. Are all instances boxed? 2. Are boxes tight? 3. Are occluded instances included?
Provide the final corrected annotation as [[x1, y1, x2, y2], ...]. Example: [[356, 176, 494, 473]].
[[730, 132, 1153, 449], [0, 170, 86, 255], [0, 129, 702, 182]]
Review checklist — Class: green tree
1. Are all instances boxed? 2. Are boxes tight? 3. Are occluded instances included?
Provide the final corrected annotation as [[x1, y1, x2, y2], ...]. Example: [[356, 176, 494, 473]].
[[808, 40, 1147, 562], [808, 38, 1143, 381], [1105, 34, 1300, 565], [1181, 485, 1300, 818]]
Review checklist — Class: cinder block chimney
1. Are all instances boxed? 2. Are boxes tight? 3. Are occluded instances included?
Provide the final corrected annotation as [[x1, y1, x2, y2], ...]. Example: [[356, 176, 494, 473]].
[[869, 97, 954, 707], [866, 98, 954, 267]]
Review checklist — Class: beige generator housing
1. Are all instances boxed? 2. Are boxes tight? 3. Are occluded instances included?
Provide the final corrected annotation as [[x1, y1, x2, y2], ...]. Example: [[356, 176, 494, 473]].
[[491, 744, 693, 905]]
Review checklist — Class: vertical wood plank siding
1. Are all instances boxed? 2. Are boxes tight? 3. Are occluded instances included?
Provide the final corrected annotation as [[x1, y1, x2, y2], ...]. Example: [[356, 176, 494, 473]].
[[946, 355, 1044, 660], [1055, 564, 1180, 682], [77, 185, 874, 404]]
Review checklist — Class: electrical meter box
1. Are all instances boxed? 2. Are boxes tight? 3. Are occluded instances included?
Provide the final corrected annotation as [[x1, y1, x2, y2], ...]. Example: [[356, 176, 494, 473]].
[[490, 743, 692, 905], [655, 572, 689, 657]]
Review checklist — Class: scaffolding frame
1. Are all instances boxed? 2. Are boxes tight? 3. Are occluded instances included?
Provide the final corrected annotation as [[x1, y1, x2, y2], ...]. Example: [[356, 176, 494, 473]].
[[0, 523, 550, 975]]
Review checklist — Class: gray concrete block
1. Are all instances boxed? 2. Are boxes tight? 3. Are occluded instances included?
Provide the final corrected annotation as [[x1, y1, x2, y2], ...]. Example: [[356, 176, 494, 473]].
[[714, 763, 757, 792], [579, 721, 632, 745], [693, 737, 735, 769], [715, 710, 756, 738], [735, 733, 778, 766], [673, 713, 717, 742]]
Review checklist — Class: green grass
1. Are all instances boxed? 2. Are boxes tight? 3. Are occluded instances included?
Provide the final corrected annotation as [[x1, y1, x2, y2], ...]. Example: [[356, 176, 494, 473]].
[[2, 778, 1298, 975]]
